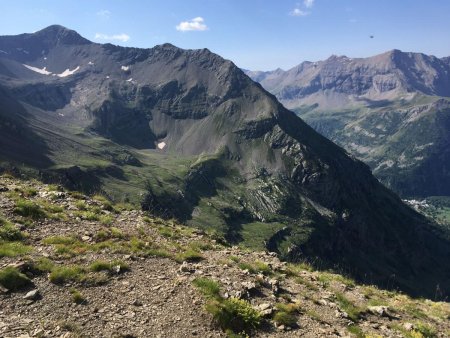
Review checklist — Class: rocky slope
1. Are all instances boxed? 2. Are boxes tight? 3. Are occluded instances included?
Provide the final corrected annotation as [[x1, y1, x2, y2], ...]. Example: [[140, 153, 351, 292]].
[[0, 175, 449, 337], [245, 50, 450, 197], [0, 27, 450, 298]]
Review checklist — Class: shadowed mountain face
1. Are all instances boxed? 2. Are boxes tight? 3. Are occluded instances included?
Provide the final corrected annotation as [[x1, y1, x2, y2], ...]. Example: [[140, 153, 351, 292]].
[[1, 26, 450, 298], [245, 50, 450, 198]]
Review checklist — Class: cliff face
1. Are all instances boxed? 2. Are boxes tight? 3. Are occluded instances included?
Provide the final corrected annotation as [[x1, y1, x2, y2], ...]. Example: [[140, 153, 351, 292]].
[[0, 27, 449, 297]]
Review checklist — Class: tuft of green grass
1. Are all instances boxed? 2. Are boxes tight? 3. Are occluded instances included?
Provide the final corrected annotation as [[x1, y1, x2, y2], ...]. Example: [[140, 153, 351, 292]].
[[14, 199, 47, 219], [205, 297, 261, 334], [22, 187, 37, 197], [0, 221, 24, 241], [0, 266, 32, 290], [229, 256, 240, 263], [335, 292, 363, 322], [110, 227, 124, 239], [33, 257, 55, 273], [237, 261, 272, 275], [75, 200, 88, 210], [175, 249, 204, 263], [414, 322, 437, 338], [273, 311, 297, 327], [0, 241, 32, 257], [192, 277, 221, 299], [347, 325, 365, 338], [99, 214, 114, 225], [70, 288, 86, 304], [273, 302, 300, 327], [49, 265, 86, 284], [89, 260, 129, 273]]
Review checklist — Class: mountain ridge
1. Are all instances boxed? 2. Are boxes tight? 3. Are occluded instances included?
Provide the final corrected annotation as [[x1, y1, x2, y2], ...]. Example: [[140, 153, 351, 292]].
[[245, 49, 450, 198], [0, 26, 450, 297]]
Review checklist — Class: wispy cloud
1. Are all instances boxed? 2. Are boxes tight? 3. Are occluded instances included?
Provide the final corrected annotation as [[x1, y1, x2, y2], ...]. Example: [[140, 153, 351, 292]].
[[304, 0, 315, 8], [96, 9, 111, 18], [290, 0, 315, 17], [94, 33, 130, 42], [176, 17, 208, 31], [290, 8, 309, 16]]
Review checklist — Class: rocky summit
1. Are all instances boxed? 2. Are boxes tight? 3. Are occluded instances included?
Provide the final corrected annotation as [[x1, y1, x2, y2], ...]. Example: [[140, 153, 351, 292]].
[[0, 26, 450, 301], [246, 50, 450, 198]]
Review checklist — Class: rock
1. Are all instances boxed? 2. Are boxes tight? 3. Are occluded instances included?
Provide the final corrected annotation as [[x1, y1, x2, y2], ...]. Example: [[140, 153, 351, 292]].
[[318, 299, 328, 306], [23, 289, 40, 300], [403, 322, 415, 331], [241, 281, 257, 291], [268, 279, 279, 293], [367, 305, 389, 316], [0, 284, 9, 294], [132, 299, 143, 306], [179, 262, 194, 273], [81, 235, 91, 242], [256, 303, 272, 311], [367, 305, 399, 319]]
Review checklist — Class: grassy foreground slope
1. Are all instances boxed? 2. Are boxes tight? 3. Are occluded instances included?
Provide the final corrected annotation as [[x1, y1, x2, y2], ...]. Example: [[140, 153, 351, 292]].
[[0, 174, 449, 337]]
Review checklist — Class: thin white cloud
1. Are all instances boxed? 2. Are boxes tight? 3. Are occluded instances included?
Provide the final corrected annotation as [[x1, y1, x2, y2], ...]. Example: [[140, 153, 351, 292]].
[[97, 9, 111, 18], [304, 0, 315, 8], [176, 17, 208, 32], [290, 8, 309, 17], [94, 33, 130, 42]]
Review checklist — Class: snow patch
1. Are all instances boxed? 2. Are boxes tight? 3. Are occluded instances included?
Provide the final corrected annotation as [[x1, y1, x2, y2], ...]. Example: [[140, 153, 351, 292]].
[[23, 64, 52, 75], [57, 66, 80, 77], [58, 113, 65, 117], [0, 50, 8, 54], [126, 78, 133, 82], [157, 142, 166, 150], [43, 57, 47, 60], [106, 76, 110, 79], [88, 61, 94, 65], [121, 65, 129, 71]]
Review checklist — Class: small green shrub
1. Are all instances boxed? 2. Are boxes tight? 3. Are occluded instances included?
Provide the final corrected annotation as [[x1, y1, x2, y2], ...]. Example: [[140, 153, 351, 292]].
[[192, 277, 221, 299], [0, 266, 32, 290], [206, 297, 261, 334], [14, 200, 47, 219], [49, 265, 85, 284]]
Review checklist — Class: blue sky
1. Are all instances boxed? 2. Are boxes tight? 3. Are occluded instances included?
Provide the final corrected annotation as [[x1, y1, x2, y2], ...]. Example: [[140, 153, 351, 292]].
[[1, 0, 450, 70]]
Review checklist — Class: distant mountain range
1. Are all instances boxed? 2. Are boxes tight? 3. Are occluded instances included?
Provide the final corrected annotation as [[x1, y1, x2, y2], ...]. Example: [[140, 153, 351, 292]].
[[245, 50, 450, 198], [1, 26, 449, 297]]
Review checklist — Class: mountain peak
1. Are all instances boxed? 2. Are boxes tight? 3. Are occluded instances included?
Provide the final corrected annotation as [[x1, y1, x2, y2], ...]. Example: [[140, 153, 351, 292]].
[[33, 25, 91, 45]]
